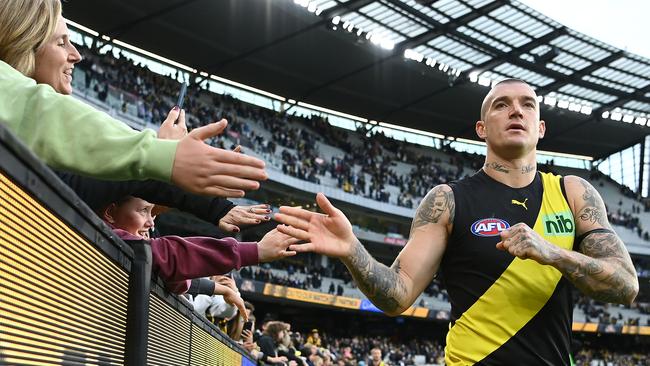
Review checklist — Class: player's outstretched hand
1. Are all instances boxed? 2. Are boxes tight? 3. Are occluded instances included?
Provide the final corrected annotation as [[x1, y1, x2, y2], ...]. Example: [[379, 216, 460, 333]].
[[274, 193, 357, 259]]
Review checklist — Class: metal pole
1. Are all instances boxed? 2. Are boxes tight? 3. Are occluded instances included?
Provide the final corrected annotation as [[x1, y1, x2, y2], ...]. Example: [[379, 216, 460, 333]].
[[639, 138, 645, 197], [124, 240, 152, 365]]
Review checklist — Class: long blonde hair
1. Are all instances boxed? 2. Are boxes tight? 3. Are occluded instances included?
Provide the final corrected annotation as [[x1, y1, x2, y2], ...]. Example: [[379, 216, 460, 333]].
[[0, 0, 61, 76]]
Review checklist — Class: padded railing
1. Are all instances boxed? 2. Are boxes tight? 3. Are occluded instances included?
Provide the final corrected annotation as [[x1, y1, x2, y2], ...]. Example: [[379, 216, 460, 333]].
[[0, 123, 254, 365]]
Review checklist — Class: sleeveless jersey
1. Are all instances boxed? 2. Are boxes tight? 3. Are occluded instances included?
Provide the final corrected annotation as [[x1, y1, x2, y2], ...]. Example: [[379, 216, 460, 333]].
[[442, 170, 575, 365]]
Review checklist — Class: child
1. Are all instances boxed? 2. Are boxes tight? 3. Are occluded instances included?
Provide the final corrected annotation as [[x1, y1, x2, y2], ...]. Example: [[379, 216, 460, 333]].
[[101, 196, 296, 301]]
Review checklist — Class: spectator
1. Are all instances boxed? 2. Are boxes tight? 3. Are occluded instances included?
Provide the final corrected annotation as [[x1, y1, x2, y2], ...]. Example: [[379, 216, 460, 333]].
[[306, 329, 322, 347], [257, 321, 290, 365], [101, 196, 297, 295], [368, 347, 385, 366], [0, 0, 267, 197]]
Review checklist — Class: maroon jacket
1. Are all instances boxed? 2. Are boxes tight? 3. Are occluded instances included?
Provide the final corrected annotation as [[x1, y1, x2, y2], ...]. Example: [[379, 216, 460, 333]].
[[113, 229, 258, 293]]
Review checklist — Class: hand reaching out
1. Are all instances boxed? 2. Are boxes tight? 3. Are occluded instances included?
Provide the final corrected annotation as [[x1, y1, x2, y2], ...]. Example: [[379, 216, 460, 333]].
[[171, 119, 268, 198], [213, 283, 247, 321], [274, 193, 357, 259], [219, 204, 272, 233], [158, 106, 187, 140], [257, 229, 299, 262]]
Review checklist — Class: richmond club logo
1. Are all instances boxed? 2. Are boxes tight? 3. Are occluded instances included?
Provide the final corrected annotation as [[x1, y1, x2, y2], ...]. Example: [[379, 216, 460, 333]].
[[471, 218, 510, 237]]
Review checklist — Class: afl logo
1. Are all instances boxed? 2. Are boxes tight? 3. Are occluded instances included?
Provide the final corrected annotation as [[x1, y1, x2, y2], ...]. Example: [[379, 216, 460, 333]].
[[471, 218, 510, 237]]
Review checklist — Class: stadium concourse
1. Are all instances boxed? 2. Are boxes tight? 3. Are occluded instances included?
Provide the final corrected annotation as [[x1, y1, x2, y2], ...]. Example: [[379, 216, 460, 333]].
[[2, 0, 650, 365]]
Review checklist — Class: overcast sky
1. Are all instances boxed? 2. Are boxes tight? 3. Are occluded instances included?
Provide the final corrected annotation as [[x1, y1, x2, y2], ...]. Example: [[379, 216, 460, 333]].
[[519, 0, 650, 59]]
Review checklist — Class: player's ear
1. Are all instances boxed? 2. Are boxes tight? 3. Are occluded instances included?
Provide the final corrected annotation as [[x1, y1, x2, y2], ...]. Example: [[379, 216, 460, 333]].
[[476, 120, 487, 140], [538, 119, 546, 139]]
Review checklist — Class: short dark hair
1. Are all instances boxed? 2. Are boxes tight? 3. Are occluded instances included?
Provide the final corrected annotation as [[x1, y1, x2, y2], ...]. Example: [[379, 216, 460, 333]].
[[264, 321, 288, 341], [480, 78, 533, 121]]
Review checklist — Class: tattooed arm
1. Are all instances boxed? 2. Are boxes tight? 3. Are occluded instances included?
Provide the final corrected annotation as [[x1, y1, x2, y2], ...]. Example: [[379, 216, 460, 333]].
[[275, 188, 454, 316], [552, 176, 638, 304], [342, 185, 453, 315]]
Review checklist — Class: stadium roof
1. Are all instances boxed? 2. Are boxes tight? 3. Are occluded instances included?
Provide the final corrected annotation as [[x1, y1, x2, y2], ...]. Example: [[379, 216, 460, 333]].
[[64, 0, 650, 160]]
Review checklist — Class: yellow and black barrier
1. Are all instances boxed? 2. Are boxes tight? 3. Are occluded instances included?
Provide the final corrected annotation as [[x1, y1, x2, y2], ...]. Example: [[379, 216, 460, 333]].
[[0, 124, 253, 365]]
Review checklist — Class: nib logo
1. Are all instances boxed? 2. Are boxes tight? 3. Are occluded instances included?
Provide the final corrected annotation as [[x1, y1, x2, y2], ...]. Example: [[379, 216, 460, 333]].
[[542, 211, 574, 236]]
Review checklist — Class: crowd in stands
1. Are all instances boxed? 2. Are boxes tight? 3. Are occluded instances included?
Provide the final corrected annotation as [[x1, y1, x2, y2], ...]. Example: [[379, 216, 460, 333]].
[[238, 256, 449, 305], [186, 299, 649, 366], [575, 295, 649, 327], [588, 170, 650, 242], [72, 41, 650, 248], [74, 43, 473, 208], [215, 311, 449, 366], [574, 348, 649, 366]]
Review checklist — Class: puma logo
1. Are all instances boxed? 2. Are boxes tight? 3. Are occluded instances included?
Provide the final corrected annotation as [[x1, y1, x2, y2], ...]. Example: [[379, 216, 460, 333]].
[[511, 198, 528, 210]]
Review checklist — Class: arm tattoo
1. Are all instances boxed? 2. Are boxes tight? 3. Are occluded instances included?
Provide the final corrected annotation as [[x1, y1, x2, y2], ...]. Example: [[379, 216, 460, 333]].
[[553, 232, 638, 304], [410, 186, 454, 232], [484, 162, 509, 173], [343, 240, 408, 314], [577, 179, 608, 227]]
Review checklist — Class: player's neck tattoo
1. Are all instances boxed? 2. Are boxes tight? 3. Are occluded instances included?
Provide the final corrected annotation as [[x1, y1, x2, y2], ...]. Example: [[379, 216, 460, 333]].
[[484, 162, 535, 174], [484, 162, 509, 173], [520, 164, 535, 174]]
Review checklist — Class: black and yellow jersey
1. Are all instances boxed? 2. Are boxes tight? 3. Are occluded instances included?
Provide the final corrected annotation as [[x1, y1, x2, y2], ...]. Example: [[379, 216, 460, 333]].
[[442, 170, 575, 365]]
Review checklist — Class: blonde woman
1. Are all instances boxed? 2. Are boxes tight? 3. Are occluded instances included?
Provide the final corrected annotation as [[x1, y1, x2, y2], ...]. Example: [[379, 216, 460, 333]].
[[0, 0, 267, 197]]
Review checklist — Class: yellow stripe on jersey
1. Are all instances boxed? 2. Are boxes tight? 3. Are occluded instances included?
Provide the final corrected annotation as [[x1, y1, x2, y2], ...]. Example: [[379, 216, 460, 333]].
[[445, 173, 574, 365]]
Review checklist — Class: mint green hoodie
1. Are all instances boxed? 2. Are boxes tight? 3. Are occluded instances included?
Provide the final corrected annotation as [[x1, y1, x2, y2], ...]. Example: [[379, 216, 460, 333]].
[[0, 60, 177, 182]]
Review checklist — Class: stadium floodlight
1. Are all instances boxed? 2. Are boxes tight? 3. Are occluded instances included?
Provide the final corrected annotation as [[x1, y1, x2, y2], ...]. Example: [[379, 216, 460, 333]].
[[478, 76, 491, 87], [294, 0, 309, 7], [557, 100, 569, 109], [543, 96, 557, 107], [536, 95, 544, 103], [332, 16, 341, 25], [308, 3, 317, 12], [356, 28, 363, 36], [601, 111, 610, 119], [404, 49, 424, 62], [315, 7, 323, 15], [380, 40, 395, 50], [610, 112, 622, 121], [635, 117, 647, 126], [568, 102, 582, 112], [580, 105, 592, 115], [622, 114, 634, 123]]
